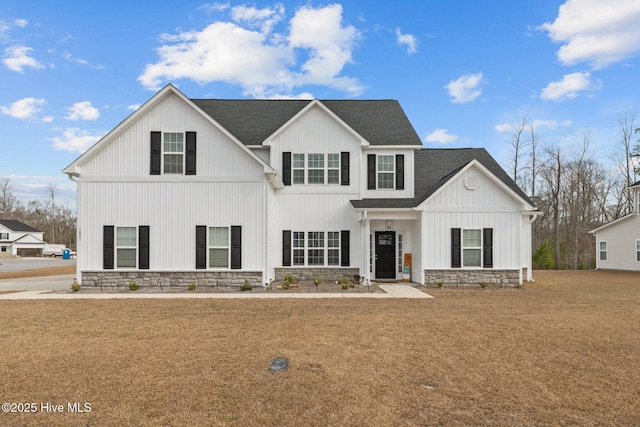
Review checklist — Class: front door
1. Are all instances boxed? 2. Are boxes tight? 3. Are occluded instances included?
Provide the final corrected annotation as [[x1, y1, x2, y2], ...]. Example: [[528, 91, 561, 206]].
[[375, 231, 396, 279]]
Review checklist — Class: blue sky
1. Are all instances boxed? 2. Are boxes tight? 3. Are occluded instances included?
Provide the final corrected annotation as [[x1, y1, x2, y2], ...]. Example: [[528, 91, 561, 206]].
[[1, 0, 639, 209]]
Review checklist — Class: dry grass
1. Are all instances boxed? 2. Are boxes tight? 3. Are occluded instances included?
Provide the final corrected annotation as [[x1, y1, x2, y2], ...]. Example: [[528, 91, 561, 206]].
[[1, 270, 639, 426], [0, 265, 75, 280]]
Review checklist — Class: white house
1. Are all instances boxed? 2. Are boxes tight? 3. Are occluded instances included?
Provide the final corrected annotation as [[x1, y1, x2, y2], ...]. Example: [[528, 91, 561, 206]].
[[63, 84, 538, 288], [590, 181, 640, 271], [0, 219, 46, 257]]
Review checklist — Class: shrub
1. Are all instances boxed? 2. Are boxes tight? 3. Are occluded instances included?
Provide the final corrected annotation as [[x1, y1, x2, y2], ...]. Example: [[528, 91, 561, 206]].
[[128, 282, 140, 291], [187, 282, 197, 291], [240, 281, 252, 291], [436, 281, 443, 288], [533, 240, 555, 270], [70, 281, 81, 292], [282, 275, 295, 290]]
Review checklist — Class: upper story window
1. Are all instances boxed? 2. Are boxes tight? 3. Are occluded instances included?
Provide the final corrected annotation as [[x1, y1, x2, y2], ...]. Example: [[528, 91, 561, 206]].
[[0, 232, 8, 240], [163, 133, 184, 174], [367, 154, 404, 190], [286, 153, 343, 185], [150, 131, 196, 175], [377, 155, 395, 189]]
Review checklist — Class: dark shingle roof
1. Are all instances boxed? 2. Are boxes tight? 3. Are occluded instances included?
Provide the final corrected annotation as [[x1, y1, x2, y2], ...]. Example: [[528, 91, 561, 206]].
[[0, 219, 41, 233], [351, 148, 535, 209], [191, 99, 422, 146]]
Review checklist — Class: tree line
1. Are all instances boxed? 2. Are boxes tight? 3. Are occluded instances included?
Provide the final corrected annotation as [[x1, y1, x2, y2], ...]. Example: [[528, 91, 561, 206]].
[[0, 178, 77, 248], [507, 111, 639, 269]]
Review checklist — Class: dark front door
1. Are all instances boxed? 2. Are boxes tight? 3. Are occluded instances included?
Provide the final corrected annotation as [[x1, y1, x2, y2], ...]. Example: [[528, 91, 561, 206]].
[[375, 231, 396, 279]]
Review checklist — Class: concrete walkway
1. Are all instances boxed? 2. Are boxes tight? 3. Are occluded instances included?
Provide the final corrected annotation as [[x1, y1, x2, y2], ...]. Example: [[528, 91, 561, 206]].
[[0, 284, 433, 300]]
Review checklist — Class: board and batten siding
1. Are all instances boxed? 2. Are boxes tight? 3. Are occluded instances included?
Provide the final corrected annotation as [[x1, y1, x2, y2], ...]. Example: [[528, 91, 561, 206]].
[[595, 215, 640, 271], [77, 180, 266, 272], [79, 92, 264, 179], [269, 104, 361, 193], [420, 165, 530, 271]]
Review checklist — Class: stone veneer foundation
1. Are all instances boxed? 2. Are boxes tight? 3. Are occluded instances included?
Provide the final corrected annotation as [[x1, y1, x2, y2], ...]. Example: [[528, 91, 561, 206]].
[[424, 269, 520, 287], [81, 271, 263, 290], [274, 267, 360, 283]]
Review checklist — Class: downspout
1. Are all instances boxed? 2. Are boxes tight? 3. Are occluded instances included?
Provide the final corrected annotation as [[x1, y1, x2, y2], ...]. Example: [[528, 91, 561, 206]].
[[67, 173, 80, 283], [264, 172, 278, 287]]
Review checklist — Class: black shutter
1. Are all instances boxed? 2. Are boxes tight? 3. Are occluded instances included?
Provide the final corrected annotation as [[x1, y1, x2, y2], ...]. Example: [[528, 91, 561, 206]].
[[150, 131, 161, 175], [139, 226, 150, 270], [283, 152, 292, 186], [451, 228, 461, 268], [282, 230, 291, 266], [396, 154, 404, 190], [367, 154, 376, 189], [185, 131, 196, 175], [196, 226, 207, 269], [341, 230, 350, 266], [103, 226, 114, 269], [483, 228, 493, 268], [341, 152, 350, 186], [231, 226, 242, 269]]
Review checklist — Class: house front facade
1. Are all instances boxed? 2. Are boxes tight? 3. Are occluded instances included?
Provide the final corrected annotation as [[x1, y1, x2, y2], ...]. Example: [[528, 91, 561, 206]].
[[590, 181, 640, 271], [0, 220, 45, 257], [63, 85, 538, 288]]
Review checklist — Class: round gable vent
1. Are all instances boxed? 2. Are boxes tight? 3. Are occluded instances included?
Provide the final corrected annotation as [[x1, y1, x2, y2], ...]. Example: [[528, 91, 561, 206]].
[[464, 174, 479, 190]]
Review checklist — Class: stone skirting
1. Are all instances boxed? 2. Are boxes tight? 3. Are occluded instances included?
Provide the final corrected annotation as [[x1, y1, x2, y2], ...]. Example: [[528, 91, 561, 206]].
[[274, 267, 360, 283], [80, 270, 263, 290], [424, 269, 520, 287]]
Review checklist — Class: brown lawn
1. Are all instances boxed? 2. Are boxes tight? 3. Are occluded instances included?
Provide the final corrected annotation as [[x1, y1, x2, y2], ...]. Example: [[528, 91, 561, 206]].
[[0, 270, 639, 426]]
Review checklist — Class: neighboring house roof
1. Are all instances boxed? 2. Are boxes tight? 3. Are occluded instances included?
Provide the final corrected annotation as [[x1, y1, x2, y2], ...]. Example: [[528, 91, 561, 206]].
[[630, 180, 640, 188], [0, 219, 41, 233], [351, 148, 536, 209], [191, 99, 423, 147], [589, 213, 637, 234]]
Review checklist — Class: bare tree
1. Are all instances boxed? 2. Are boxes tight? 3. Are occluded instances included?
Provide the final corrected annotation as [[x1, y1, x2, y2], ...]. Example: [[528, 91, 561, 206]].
[[508, 115, 530, 185], [47, 183, 57, 243], [0, 177, 17, 216], [612, 111, 637, 215]]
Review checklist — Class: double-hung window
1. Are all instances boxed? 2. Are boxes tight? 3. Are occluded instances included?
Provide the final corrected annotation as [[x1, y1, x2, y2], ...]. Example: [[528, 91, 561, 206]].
[[308, 232, 325, 265], [599, 241, 607, 261], [307, 154, 325, 184], [293, 154, 305, 184], [327, 154, 340, 184], [116, 227, 137, 268], [163, 132, 184, 174], [209, 227, 229, 268], [462, 229, 482, 267], [636, 240, 640, 262], [0, 232, 8, 240], [377, 155, 395, 189], [293, 232, 305, 266], [289, 153, 340, 185], [328, 232, 340, 265]]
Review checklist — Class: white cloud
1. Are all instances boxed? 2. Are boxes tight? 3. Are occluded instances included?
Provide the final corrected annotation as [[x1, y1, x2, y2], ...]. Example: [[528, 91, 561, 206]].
[[66, 101, 100, 121], [0, 97, 45, 119], [3, 46, 44, 72], [127, 104, 142, 111], [540, 71, 601, 101], [445, 73, 484, 104], [14, 19, 28, 28], [138, 4, 362, 98], [199, 2, 230, 13], [425, 129, 459, 144], [50, 128, 104, 153], [231, 3, 285, 34], [540, 0, 640, 68], [395, 28, 418, 54]]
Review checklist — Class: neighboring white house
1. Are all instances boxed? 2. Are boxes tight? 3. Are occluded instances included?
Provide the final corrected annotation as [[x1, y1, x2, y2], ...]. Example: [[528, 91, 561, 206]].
[[63, 84, 539, 288], [0, 219, 46, 257], [590, 181, 640, 271]]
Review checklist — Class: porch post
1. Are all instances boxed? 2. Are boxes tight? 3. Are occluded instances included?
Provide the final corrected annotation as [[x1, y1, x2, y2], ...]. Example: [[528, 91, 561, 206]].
[[363, 217, 371, 284]]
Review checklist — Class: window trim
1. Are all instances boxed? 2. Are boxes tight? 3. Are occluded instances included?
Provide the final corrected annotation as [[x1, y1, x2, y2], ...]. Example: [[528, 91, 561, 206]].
[[289, 230, 342, 267], [116, 226, 137, 269], [209, 226, 230, 269], [290, 153, 341, 185], [162, 132, 185, 175], [462, 229, 482, 268], [599, 240, 607, 261], [377, 154, 395, 190]]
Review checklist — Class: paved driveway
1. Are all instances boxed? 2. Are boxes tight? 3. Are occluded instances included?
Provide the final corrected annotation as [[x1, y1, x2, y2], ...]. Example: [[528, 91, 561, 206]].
[[0, 274, 75, 292]]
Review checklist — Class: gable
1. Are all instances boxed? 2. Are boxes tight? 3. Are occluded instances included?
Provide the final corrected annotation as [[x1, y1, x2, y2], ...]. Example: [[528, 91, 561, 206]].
[[13, 233, 45, 244], [419, 162, 533, 212], [67, 88, 269, 178]]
